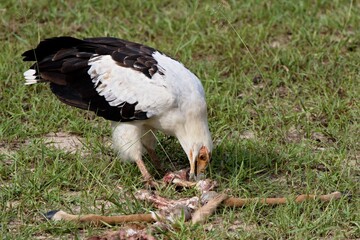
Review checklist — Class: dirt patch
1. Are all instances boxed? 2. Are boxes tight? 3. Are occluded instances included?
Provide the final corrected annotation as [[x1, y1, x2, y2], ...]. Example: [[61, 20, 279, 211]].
[[205, 216, 257, 235], [0, 132, 85, 156], [285, 126, 304, 143], [0, 141, 24, 167], [33, 231, 87, 240], [239, 130, 256, 140], [227, 130, 256, 141], [269, 32, 292, 49], [42, 132, 84, 154], [0, 141, 23, 156], [0, 132, 87, 171], [310, 132, 335, 144], [348, 152, 359, 168]]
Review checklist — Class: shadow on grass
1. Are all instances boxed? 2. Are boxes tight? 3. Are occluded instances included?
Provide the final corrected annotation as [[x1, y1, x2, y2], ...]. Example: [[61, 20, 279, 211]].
[[212, 140, 289, 179], [150, 136, 288, 183]]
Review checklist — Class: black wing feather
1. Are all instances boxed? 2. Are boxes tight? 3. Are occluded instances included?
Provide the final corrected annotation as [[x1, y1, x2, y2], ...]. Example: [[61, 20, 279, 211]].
[[22, 36, 162, 122]]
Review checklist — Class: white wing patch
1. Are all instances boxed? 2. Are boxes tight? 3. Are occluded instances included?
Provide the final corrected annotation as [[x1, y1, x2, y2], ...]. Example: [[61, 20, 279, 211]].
[[152, 51, 205, 99], [88, 54, 176, 118]]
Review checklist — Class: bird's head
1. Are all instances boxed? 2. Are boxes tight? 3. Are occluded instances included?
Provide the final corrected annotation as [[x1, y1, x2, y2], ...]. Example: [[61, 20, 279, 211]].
[[175, 96, 213, 181], [189, 145, 211, 181]]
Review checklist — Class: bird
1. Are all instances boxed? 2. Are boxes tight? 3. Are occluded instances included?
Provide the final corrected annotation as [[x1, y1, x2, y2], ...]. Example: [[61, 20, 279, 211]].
[[22, 36, 213, 186]]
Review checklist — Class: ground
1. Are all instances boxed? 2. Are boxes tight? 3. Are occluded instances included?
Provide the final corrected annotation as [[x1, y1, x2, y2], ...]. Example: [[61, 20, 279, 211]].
[[0, 0, 359, 239]]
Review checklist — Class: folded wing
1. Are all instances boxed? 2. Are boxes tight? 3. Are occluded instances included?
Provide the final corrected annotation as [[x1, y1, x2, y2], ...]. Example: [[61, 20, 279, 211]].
[[22, 37, 176, 121]]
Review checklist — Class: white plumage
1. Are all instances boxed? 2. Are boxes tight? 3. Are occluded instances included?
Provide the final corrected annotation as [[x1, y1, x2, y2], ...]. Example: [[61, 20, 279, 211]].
[[88, 54, 175, 118], [22, 37, 212, 184]]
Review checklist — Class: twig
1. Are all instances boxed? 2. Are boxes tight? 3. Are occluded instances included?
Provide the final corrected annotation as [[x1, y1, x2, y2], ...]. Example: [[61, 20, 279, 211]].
[[224, 191, 342, 207]]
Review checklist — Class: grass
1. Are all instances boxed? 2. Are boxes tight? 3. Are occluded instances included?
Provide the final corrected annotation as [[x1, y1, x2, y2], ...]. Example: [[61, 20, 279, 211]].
[[0, 0, 359, 239]]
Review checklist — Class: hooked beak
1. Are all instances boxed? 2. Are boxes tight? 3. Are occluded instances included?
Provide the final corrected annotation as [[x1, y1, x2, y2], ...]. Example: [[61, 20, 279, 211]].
[[189, 147, 210, 181]]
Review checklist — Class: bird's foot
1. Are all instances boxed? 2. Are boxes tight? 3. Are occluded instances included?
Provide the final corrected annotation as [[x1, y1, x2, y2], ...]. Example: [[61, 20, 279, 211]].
[[144, 177, 161, 190]]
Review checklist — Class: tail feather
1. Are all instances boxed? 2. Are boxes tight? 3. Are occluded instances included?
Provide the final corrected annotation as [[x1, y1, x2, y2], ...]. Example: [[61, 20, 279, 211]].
[[22, 37, 84, 62], [24, 69, 40, 85]]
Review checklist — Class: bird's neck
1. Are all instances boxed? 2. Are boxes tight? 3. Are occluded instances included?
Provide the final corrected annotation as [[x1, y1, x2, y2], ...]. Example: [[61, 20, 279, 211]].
[[175, 117, 213, 161]]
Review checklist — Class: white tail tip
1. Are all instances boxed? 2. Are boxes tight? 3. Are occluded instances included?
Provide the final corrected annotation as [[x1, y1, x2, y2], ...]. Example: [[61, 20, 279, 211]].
[[24, 69, 39, 85]]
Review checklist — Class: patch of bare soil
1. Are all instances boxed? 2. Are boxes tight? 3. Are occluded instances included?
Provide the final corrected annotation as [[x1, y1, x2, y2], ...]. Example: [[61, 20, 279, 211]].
[[0, 132, 85, 157], [0, 132, 87, 173], [33, 231, 88, 240], [348, 152, 359, 168], [42, 132, 84, 154], [227, 130, 256, 141], [205, 216, 257, 236], [239, 130, 256, 140], [269, 32, 292, 49], [0, 141, 22, 156], [310, 132, 335, 144], [285, 126, 304, 143]]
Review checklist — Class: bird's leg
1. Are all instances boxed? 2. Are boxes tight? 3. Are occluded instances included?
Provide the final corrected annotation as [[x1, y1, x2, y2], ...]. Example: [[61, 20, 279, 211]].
[[141, 130, 165, 173], [144, 146, 165, 173], [135, 158, 158, 188]]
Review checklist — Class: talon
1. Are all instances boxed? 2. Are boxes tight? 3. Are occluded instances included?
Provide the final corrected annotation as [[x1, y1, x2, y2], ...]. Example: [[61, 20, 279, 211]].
[[196, 173, 205, 181], [144, 178, 160, 189], [189, 173, 195, 181]]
